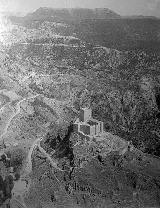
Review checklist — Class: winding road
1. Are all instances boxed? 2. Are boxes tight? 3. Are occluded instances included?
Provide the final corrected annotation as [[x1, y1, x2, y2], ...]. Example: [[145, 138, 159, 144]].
[[0, 94, 40, 142], [23, 136, 64, 177], [0, 92, 42, 207], [0, 90, 65, 207], [1, 90, 160, 208], [12, 136, 64, 208]]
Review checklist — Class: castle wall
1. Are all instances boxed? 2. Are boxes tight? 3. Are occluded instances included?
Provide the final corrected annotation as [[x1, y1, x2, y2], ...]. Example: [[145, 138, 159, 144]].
[[100, 122, 104, 133], [80, 124, 90, 135], [80, 109, 84, 122], [90, 125, 96, 136], [74, 108, 104, 137]]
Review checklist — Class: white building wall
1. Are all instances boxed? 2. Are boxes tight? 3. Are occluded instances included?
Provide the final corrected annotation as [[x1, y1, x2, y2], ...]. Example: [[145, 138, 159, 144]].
[[78, 123, 81, 132], [90, 125, 95, 136], [100, 122, 104, 133], [83, 108, 92, 122], [96, 123, 100, 135], [74, 108, 104, 137]]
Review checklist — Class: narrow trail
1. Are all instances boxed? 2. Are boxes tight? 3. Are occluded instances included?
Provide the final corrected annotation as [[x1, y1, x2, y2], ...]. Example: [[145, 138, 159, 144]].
[[0, 103, 17, 141], [0, 91, 64, 207], [0, 94, 41, 207], [37, 142, 64, 172], [16, 136, 64, 208], [19, 42, 80, 48], [0, 94, 40, 142], [23, 136, 64, 177], [23, 137, 44, 176]]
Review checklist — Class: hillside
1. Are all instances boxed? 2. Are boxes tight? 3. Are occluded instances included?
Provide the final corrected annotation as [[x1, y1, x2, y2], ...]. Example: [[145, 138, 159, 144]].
[[10, 7, 120, 24], [9, 8, 160, 52], [73, 18, 160, 52], [0, 7, 160, 208]]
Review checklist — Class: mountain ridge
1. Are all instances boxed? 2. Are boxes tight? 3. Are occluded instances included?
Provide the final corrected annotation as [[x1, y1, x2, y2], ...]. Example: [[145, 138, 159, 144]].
[[29, 7, 121, 20], [9, 7, 160, 22]]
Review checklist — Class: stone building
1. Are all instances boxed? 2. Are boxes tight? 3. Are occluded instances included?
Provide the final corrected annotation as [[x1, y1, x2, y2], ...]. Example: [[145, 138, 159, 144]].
[[73, 108, 104, 137]]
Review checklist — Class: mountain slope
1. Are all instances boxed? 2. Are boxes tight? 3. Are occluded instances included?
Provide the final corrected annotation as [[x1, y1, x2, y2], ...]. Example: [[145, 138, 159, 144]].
[[27, 7, 121, 21], [73, 18, 160, 52], [9, 8, 160, 52]]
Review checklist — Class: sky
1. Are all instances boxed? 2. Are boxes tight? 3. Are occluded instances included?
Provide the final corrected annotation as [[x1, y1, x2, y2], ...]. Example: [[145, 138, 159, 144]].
[[0, 0, 160, 17]]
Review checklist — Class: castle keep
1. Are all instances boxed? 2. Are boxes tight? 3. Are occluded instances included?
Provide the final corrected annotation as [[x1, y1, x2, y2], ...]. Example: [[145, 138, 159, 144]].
[[74, 108, 104, 137]]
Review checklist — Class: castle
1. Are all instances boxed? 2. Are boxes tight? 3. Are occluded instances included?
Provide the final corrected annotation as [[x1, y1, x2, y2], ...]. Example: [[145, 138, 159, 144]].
[[73, 108, 104, 138]]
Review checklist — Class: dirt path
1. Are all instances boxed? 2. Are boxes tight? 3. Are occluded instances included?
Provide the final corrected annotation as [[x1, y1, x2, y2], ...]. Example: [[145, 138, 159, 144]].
[[13, 136, 64, 208], [23, 136, 63, 177], [0, 94, 40, 142], [0, 103, 16, 141], [37, 142, 64, 172], [23, 137, 43, 176]]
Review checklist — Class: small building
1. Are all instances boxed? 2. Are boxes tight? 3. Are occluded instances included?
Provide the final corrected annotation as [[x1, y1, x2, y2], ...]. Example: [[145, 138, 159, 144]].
[[74, 108, 104, 137]]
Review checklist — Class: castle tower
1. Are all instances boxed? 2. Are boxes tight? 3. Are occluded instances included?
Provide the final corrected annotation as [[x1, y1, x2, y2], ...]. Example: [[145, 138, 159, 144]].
[[79, 108, 92, 122]]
